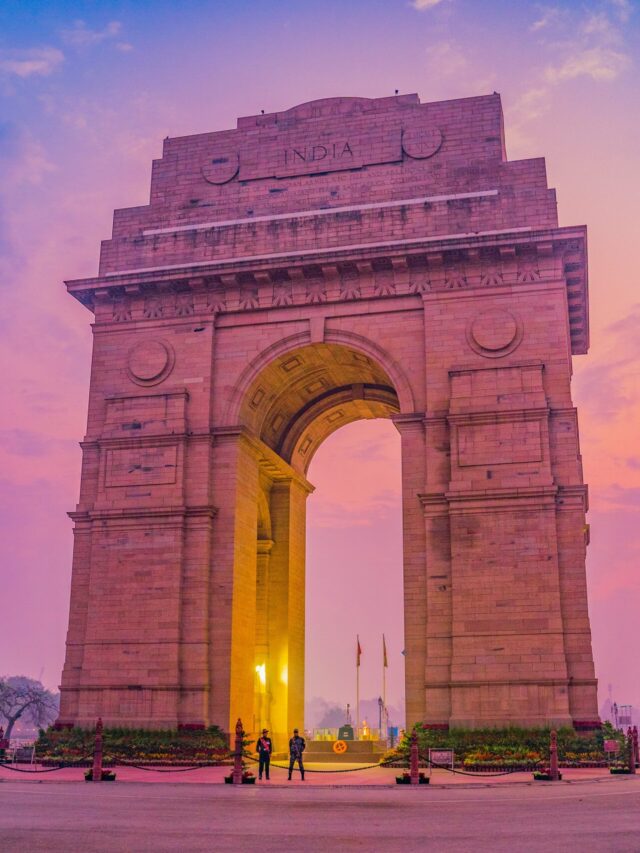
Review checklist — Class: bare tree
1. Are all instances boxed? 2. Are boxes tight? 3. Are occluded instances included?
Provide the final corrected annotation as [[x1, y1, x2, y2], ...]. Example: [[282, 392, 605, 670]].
[[0, 676, 59, 740]]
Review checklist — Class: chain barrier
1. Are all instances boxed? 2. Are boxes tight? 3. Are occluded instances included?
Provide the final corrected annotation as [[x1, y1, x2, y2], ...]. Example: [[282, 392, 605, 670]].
[[0, 756, 93, 774], [0, 753, 535, 778], [114, 752, 236, 773], [241, 751, 405, 774], [0, 747, 547, 780], [420, 753, 544, 778], [0, 753, 237, 775]]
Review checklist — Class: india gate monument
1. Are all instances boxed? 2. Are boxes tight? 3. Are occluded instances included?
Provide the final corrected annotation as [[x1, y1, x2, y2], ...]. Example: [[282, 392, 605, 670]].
[[58, 93, 599, 740]]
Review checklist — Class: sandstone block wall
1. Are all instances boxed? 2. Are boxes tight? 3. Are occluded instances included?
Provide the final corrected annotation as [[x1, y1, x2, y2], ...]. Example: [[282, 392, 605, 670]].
[[60, 93, 598, 737]]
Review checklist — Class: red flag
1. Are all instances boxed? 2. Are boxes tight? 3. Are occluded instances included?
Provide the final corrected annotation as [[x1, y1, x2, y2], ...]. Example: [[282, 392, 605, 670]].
[[357, 636, 362, 667], [383, 634, 388, 668]]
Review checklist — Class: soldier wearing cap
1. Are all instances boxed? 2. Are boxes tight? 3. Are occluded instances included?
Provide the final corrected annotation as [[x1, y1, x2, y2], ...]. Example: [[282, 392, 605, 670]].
[[288, 728, 306, 781], [256, 728, 273, 780]]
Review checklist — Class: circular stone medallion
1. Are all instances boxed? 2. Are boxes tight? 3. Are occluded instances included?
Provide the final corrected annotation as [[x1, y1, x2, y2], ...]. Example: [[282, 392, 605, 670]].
[[467, 309, 522, 357], [401, 125, 443, 160], [127, 340, 174, 385], [201, 151, 239, 185]]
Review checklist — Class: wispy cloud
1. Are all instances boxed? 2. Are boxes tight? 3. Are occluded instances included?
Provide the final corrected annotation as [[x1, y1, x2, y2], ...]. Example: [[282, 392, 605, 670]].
[[510, 2, 633, 151], [60, 20, 123, 48], [0, 47, 64, 78], [545, 45, 631, 82], [0, 121, 56, 187], [425, 40, 468, 76], [411, 0, 449, 10], [581, 11, 618, 39], [421, 38, 496, 98], [608, 0, 633, 22], [530, 5, 563, 32], [538, 2, 632, 84], [575, 304, 640, 422], [599, 484, 640, 510]]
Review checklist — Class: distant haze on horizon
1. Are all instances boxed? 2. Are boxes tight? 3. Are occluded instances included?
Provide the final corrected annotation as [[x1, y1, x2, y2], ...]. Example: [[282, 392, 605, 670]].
[[1, 0, 638, 717]]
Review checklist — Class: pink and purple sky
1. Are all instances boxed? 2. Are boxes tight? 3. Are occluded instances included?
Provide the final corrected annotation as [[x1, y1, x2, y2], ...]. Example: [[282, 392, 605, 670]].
[[1, 0, 638, 720]]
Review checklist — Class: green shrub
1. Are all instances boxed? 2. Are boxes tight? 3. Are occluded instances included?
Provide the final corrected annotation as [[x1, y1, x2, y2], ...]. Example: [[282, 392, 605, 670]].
[[36, 725, 229, 764], [388, 722, 618, 765]]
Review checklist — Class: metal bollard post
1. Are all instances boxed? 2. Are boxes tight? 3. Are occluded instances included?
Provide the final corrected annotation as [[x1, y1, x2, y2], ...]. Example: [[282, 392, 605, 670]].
[[549, 730, 560, 781], [633, 726, 639, 768], [232, 718, 244, 785], [410, 729, 419, 785], [92, 718, 103, 783], [627, 730, 636, 775]]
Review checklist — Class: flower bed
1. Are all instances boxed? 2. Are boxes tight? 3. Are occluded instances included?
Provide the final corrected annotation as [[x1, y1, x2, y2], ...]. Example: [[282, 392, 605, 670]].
[[36, 725, 230, 766], [383, 722, 623, 772]]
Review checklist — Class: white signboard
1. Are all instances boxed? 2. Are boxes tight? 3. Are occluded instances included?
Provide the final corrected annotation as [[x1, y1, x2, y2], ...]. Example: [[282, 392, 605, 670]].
[[429, 748, 454, 770]]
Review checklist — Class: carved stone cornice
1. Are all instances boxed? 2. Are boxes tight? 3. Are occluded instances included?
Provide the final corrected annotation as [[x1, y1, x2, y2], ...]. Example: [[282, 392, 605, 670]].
[[447, 407, 550, 427], [68, 505, 218, 525], [445, 484, 558, 515], [65, 226, 588, 355], [556, 483, 589, 512]]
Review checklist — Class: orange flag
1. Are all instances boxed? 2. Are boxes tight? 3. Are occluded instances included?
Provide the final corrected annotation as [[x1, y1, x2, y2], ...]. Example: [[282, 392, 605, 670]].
[[383, 634, 388, 668], [357, 636, 362, 667]]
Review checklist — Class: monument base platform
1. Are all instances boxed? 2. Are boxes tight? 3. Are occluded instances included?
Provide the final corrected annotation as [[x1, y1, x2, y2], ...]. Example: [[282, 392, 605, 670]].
[[302, 740, 386, 764]]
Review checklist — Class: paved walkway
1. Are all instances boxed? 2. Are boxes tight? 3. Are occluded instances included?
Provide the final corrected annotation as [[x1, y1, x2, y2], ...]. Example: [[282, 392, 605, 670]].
[[0, 776, 638, 852], [0, 761, 625, 786]]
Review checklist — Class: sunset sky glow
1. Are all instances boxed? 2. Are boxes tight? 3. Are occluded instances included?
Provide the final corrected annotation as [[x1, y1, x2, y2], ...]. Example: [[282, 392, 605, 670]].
[[1, 0, 638, 721]]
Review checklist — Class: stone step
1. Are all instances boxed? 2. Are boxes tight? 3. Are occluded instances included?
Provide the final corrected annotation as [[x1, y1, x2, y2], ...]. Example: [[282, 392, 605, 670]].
[[301, 740, 385, 764], [307, 740, 384, 753]]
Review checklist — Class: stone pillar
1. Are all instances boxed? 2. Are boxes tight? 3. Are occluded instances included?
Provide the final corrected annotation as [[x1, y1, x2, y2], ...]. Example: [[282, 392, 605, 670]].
[[58, 517, 93, 725], [267, 477, 309, 746], [178, 503, 216, 727], [554, 488, 599, 723], [254, 538, 273, 733], [393, 414, 427, 730], [209, 430, 260, 735]]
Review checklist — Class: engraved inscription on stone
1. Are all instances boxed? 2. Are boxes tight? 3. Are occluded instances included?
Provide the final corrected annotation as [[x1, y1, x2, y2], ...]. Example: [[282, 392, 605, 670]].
[[105, 445, 178, 487], [401, 125, 443, 159], [208, 121, 443, 182]]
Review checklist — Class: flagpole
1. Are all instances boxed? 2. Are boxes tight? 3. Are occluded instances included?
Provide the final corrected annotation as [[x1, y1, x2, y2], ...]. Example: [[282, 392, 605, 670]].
[[356, 635, 361, 741], [382, 636, 386, 717], [382, 634, 387, 739]]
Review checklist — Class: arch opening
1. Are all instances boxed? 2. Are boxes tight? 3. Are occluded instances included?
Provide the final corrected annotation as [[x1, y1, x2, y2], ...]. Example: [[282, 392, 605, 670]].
[[234, 342, 405, 743], [239, 342, 401, 473], [305, 419, 404, 738]]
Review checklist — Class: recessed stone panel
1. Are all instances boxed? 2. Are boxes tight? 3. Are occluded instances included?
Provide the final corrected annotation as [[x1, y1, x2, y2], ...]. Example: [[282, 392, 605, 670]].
[[457, 421, 542, 467], [105, 445, 178, 487]]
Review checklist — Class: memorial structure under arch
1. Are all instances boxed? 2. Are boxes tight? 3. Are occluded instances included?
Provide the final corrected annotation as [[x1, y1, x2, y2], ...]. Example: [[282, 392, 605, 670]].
[[59, 93, 599, 740]]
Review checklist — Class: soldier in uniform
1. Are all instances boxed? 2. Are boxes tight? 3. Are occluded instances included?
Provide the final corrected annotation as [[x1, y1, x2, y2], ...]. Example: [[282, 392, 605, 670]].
[[256, 728, 273, 780], [288, 728, 306, 780]]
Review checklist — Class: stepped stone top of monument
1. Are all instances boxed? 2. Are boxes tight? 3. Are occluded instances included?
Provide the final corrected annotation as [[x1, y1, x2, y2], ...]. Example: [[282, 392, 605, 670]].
[[66, 92, 587, 355], [92, 93, 561, 276]]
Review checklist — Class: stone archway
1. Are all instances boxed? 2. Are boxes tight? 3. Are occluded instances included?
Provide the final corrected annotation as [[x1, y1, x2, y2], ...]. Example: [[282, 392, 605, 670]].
[[59, 92, 600, 736], [228, 341, 404, 742]]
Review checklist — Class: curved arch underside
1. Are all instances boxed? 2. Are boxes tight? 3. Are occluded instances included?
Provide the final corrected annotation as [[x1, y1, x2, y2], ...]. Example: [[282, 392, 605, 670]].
[[239, 343, 401, 473]]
